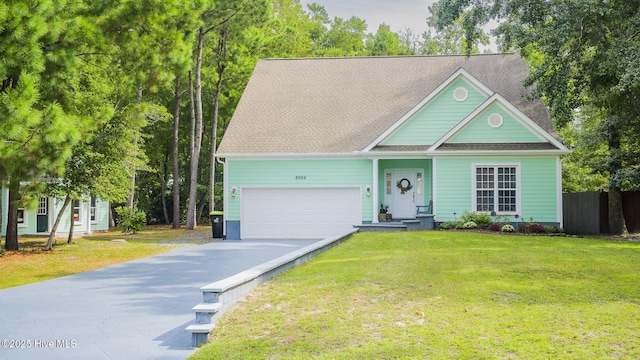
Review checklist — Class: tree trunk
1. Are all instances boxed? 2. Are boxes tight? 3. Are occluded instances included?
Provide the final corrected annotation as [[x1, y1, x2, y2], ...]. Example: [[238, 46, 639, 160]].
[[109, 206, 116, 228], [127, 86, 143, 208], [607, 126, 628, 235], [209, 29, 229, 213], [46, 195, 72, 251], [67, 201, 75, 244], [197, 199, 207, 225], [209, 77, 222, 213], [172, 76, 181, 229], [189, 70, 196, 163], [160, 154, 170, 224], [186, 27, 205, 230], [5, 181, 20, 251], [608, 186, 627, 235]]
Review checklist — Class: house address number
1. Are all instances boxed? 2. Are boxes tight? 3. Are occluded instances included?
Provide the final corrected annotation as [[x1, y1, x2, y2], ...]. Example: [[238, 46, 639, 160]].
[[295, 176, 307, 180]]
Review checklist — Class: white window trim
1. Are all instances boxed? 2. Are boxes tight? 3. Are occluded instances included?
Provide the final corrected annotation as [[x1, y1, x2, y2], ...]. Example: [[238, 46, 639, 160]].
[[17, 208, 28, 228], [73, 200, 83, 226], [90, 198, 98, 224], [471, 163, 521, 215]]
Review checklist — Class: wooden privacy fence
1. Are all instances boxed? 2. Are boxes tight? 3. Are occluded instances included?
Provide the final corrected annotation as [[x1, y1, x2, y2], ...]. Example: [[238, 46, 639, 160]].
[[563, 191, 640, 234]]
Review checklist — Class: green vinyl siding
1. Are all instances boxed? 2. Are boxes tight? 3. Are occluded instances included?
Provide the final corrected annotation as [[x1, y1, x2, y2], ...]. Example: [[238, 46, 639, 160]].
[[435, 156, 558, 223], [93, 200, 110, 231], [227, 159, 373, 221], [382, 78, 488, 145], [448, 103, 544, 143], [378, 159, 432, 208], [520, 157, 559, 221]]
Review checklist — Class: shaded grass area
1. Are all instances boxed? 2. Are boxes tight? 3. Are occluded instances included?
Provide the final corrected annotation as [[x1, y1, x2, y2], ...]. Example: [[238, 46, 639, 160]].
[[0, 226, 212, 289], [190, 231, 640, 359]]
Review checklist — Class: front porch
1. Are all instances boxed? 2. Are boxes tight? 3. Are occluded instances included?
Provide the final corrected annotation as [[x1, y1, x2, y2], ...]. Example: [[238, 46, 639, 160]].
[[354, 208, 435, 232], [368, 158, 434, 231]]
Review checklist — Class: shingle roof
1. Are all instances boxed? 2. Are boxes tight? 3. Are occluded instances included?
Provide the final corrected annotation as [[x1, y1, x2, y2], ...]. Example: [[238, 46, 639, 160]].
[[218, 54, 556, 155]]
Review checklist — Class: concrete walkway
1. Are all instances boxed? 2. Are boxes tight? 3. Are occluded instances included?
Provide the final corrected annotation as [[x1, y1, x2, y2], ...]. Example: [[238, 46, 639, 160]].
[[0, 235, 320, 360]]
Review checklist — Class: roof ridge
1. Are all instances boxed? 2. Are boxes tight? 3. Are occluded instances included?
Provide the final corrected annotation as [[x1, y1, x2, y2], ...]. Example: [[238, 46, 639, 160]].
[[260, 53, 518, 61]]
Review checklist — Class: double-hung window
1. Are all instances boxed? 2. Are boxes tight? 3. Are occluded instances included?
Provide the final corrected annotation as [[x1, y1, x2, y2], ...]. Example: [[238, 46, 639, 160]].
[[73, 200, 82, 224], [90, 198, 98, 223], [474, 165, 519, 214], [17, 208, 27, 227]]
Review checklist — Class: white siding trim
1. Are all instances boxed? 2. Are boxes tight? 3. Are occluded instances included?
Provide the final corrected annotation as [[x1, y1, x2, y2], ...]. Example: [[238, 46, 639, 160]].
[[372, 158, 379, 223], [557, 157, 563, 227], [432, 158, 438, 219], [223, 158, 229, 237]]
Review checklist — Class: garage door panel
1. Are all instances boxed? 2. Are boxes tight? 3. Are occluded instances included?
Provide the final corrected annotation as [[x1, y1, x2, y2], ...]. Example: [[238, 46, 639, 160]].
[[241, 187, 361, 239]]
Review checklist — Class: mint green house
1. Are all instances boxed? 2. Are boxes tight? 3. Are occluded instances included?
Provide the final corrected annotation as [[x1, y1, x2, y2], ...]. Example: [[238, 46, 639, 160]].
[[1, 188, 110, 237], [216, 54, 569, 240]]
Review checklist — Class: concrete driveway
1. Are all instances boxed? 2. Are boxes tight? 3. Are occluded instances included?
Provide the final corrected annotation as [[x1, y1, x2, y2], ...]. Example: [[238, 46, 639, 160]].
[[0, 235, 320, 360]]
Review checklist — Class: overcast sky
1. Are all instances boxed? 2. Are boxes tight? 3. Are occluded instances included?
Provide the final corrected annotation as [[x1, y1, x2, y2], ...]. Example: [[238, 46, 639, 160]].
[[299, 0, 437, 35]]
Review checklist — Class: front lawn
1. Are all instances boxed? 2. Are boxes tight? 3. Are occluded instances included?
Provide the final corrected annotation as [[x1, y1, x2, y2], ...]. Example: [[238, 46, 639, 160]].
[[0, 226, 212, 289], [190, 231, 640, 359]]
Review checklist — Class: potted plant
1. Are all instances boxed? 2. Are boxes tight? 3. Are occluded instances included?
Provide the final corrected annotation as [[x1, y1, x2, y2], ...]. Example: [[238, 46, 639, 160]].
[[379, 204, 391, 222]]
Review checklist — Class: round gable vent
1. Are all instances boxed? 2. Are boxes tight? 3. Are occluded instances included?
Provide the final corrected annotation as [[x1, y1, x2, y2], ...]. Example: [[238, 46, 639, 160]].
[[453, 87, 468, 101], [488, 113, 503, 128]]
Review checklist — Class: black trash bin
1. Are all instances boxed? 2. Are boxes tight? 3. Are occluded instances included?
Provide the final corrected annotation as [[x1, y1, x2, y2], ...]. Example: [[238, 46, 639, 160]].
[[209, 211, 224, 238]]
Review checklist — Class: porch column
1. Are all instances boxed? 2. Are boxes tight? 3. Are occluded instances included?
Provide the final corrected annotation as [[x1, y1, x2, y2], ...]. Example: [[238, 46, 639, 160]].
[[86, 200, 92, 235], [372, 158, 379, 223]]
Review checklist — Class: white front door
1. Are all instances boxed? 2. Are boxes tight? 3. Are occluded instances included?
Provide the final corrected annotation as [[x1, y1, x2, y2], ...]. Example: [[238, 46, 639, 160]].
[[388, 169, 423, 219]]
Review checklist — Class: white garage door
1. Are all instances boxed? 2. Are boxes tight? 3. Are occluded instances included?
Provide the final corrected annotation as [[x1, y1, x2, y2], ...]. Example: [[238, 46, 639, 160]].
[[241, 187, 362, 239]]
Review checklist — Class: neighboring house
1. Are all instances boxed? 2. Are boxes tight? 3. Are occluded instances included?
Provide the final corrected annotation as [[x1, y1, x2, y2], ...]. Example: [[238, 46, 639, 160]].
[[216, 54, 569, 240], [0, 187, 110, 237]]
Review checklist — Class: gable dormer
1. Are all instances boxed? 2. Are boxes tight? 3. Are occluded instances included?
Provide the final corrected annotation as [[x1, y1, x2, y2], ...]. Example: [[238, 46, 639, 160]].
[[365, 69, 493, 150], [429, 94, 568, 152]]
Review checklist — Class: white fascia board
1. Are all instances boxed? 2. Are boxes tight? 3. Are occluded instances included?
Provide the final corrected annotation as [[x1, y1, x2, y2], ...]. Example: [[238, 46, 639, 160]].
[[217, 151, 374, 160], [356, 151, 432, 159], [218, 150, 434, 160], [362, 68, 494, 152], [428, 93, 570, 153], [431, 149, 570, 156]]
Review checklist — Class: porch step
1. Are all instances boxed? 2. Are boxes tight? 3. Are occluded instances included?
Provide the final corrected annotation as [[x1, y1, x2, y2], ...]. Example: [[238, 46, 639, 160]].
[[402, 219, 421, 231], [355, 215, 435, 232], [354, 222, 407, 232]]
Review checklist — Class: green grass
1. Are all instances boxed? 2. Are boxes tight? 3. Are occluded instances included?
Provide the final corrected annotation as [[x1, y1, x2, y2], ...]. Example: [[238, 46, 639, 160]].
[[0, 226, 211, 289], [190, 231, 640, 359]]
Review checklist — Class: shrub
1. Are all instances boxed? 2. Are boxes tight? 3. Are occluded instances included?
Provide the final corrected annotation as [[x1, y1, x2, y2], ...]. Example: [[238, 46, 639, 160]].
[[528, 223, 546, 233], [517, 217, 546, 234], [493, 215, 511, 226], [459, 211, 492, 228], [501, 224, 515, 232], [115, 206, 147, 234], [488, 223, 501, 232], [438, 222, 457, 230], [545, 225, 564, 234], [463, 221, 478, 229]]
